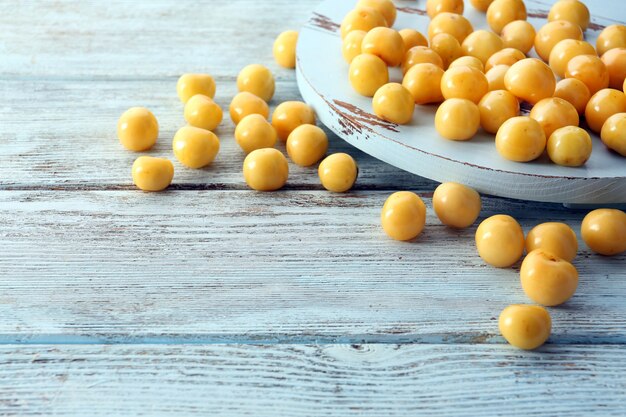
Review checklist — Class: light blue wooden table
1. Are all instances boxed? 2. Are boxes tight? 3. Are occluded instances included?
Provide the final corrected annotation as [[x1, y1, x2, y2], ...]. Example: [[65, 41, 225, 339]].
[[0, 0, 624, 415]]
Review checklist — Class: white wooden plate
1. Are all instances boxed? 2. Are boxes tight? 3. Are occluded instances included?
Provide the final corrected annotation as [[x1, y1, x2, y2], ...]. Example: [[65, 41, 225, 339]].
[[296, 0, 626, 203]]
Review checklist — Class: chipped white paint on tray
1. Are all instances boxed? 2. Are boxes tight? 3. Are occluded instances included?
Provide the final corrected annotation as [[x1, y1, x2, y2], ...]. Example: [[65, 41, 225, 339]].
[[0, 0, 625, 415]]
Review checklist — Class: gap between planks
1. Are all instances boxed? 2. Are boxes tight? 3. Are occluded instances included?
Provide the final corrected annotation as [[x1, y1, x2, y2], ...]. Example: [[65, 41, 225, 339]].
[[0, 74, 269, 82], [0, 183, 438, 192], [0, 333, 626, 346]]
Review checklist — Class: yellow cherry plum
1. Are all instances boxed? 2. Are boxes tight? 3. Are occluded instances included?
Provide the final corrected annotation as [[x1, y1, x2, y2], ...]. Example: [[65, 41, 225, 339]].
[[426, 0, 464, 18], [342, 30, 367, 63], [485, 48, 525, 72], [428, 12, 474, 44], [177, 73, 216, 103], [132, 156, 174, 192], [357, 0, 397, 26], [548, 0, 590, 31], [601, 112, 626, 156], [529, 97, 579, 139], [478, 89, 520, 134], [402, 46, 444, 74], [184, 94, 223, 131], [584, 88, 626, 133], [237, 64, 275, 102], [581, 209, 626, 256], [486, 65, 511, 91], [486, 0, 527, 34], [601, 48, 626, 90], [435, 98, 481, 141], [548, 39, 596, 79], [504, 58, 556, 105], [432, 182, 482, 228], [273, 30, 298, 69], [449, 56, 485, 73], [173, 126, 220, 169], [520, 249, 578, 306], [461, 30, 504, 65], [475, 214, 525, 267], [441, 65, 489, 104], [340, 6, 387, 39], [271, 101, 316, 142], [547, 126, 592, 167], [565, 54, 609, 96], [495, 116, 546, 162], [243, 148, 289, 191], [596, 24, 626, 56], [318, 153, 358, 193], [470, 0, 494, 12], [350, 53, 389, 96], [554, 78, 590, 114], [286, 124, 328, 167], [501, 20, 536, 54], [381, 191, 427, 241], [402, 63, 445, 104], [526, 222, 578, 262], [229, 92, 270, 125], [117, 107, 159, 152], [534, 20, 583, 62], [499, 305, 551, 350], [235, 114, 277, 154], [399, 29, 429, 53], [372, 83, 415, 124], [430, 33, 462, 69], [361, 27, 405, 67]]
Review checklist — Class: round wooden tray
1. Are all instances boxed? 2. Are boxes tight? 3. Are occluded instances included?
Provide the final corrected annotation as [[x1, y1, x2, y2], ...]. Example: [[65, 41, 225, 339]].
[[296, 0, 626, 204]]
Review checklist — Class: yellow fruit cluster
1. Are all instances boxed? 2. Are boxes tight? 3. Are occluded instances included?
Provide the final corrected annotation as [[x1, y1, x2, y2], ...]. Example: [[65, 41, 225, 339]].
[[484, 208, 626, 350], [379, 179, 626, 350], [116, 31, 358, 194], [117, 72, 223, 191], [340, 0, 626, 166]]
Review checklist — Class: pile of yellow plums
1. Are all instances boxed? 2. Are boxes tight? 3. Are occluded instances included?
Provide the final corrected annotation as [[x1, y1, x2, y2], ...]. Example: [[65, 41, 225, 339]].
[[342, 0, 626, 166], [116, 31, 359, 194]]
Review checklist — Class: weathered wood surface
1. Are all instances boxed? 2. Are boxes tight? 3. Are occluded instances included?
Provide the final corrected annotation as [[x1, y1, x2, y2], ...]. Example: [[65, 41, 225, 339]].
[[0, 79, 430, 190], [1, 190, 624, 344], [0, 0, 318, 78], [0, 0, 625, 415], [0, 0, 615, 80], [0, 344, 624, 416]]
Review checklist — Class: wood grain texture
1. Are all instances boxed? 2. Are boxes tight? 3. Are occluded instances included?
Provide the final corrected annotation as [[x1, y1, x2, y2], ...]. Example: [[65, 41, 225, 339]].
[[0, 0, 318, 78], [0, 344, 624, 416], [1, 190, 624, 344], [0, 78, 431, 191], [0, 0, 625, 414]]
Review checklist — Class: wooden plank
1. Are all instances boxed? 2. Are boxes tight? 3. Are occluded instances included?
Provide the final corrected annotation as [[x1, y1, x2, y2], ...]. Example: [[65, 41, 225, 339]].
[[0, 343, 624, 416], [0, 190, 624, 343], [0, 0, 319, 78], [0, 78, 430, 190], [0, 0, 616, 79]]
